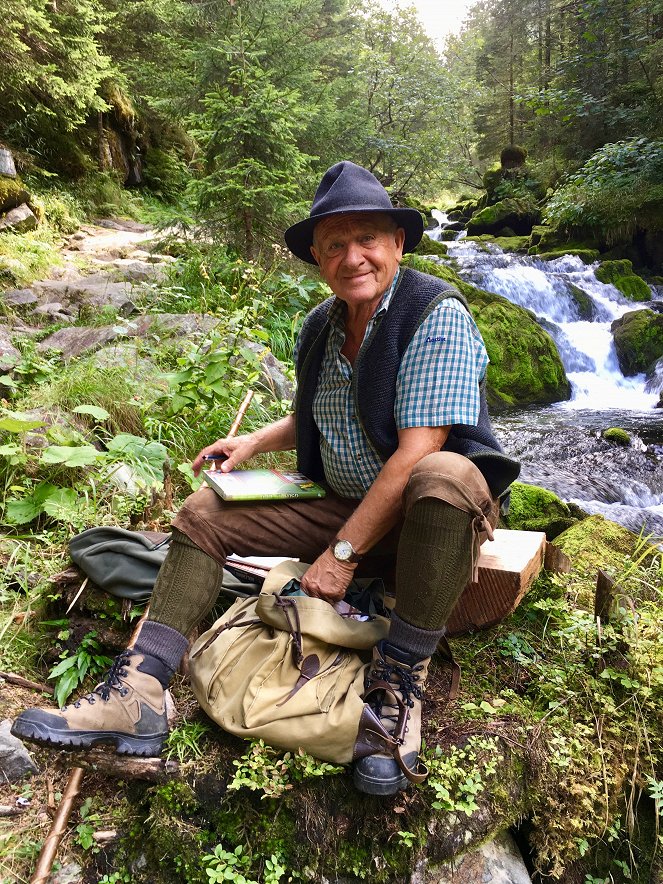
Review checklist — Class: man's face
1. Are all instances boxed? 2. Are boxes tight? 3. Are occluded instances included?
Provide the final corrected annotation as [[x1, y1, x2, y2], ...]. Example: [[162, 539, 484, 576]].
[[310, 213, 405, 311]]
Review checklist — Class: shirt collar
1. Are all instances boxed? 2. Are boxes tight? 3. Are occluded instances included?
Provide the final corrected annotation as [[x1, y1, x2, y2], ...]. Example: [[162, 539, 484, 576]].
[[328, 268, 401, 329]]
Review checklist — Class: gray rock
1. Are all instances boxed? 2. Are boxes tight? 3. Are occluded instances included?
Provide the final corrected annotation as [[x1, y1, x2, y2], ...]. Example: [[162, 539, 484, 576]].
[[95, 218, 149, 233], [32, 302, 76, 323], [0, 719, 39, 782], [2, 288, 39, 307], [48, 861, 83, 884], [0, 148, 17, 178], [92, 343, 161, 382], [0, 203, 38, 233], [38, 325, 119, 358], [243, 341, 293, 400], [411, 831, 531, 884], [0, 327, 21, 370], [112, 258, 168, 283], [126, 313, 219, 338]]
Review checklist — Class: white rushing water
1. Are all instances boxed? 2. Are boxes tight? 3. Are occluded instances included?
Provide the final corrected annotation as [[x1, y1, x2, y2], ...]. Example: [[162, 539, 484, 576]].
[[429, 211, 660, 410]]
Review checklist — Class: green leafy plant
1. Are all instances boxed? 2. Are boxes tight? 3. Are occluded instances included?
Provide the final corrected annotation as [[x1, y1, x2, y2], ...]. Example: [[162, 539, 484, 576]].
[[47, 629, 113, 707], [202, 844, 255, 884], [228, 740, 342, 799], [424, 735, 503, 817]]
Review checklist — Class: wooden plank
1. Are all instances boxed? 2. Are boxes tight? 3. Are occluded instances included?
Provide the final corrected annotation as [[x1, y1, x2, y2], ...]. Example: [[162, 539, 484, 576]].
[[448, 529, 546, 636]]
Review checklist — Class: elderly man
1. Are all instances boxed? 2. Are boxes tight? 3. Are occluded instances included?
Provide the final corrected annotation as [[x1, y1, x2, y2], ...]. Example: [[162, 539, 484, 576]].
[[13, 162, 519, 796]]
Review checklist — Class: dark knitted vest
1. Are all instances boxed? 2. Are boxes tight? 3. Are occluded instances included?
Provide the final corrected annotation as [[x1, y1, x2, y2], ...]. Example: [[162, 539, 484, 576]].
[[294, 267, 520, 498]]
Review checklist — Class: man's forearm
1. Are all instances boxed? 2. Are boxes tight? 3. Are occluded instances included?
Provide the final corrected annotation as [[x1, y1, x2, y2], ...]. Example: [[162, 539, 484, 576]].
[[250, 413, 296, 454]]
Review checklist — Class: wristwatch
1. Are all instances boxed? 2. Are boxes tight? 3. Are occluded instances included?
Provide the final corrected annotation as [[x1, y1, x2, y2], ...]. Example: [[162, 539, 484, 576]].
[[330, 537, 362, 563]]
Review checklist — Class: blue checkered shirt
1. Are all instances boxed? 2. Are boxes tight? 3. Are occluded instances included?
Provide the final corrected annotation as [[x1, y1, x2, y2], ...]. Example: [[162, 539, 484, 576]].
[[305, 272, 489, 499]]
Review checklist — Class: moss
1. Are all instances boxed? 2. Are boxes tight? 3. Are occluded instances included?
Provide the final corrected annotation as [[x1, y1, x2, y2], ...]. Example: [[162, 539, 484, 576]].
[[413, 234, 448, 257], [611, 308, 663, 375], [467, 197, 541, 236], [534, 248, 600, 264], [403, 255, 571, 407], [568, 283, 595, 320], [0, 176, 30, 214], [482, 163, 503, 196], [551, 515, 642, 578], [500, 145, 528, 168], [504, 482, 577, 539], [466, 234, 531, 252], [602, 427, 630, 445], [595, 259, 651, 301]]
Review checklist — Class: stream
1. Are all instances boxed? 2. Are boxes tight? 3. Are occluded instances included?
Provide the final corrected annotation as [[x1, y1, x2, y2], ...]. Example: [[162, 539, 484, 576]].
[[428, 212, 663, 537]]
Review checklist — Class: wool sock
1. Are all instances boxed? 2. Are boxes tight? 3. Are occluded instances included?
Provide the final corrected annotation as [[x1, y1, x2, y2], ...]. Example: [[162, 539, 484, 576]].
[[134, 622, 190, 685], [146, 527, 224, 637], [391, 497, 473, 656]]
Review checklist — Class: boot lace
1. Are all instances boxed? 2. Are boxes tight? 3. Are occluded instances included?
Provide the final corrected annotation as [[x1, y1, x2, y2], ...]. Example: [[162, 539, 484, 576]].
[[67, 651, 133, 709], [367, 658, 424, 734]]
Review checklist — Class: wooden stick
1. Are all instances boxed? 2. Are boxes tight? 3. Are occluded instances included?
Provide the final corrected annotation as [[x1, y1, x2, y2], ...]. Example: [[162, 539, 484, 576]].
[[126, 606, 150, 649], [228, 390, 254, 437], [65, 577, 89, 615], [30, 767, 84, 884], [595, 569, 616, 621], [66, 749, 180, 783], [0, 672, 54, 696]]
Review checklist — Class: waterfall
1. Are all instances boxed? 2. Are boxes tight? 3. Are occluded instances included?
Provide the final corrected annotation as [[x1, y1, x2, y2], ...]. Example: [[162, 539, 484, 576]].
[[426, 212, 663, 536]]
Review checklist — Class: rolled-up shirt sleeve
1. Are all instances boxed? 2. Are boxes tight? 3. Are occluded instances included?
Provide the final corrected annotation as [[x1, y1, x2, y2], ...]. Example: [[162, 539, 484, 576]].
[[395, 298, 489, 428]]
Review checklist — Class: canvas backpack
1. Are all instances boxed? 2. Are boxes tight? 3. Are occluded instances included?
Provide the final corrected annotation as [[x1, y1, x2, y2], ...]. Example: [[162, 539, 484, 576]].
[[188, 561, 402, 766]]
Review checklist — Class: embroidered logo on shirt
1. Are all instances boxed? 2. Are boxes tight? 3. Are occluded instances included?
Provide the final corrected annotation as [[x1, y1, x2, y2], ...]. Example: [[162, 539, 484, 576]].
[[425, 335, 447, 344]]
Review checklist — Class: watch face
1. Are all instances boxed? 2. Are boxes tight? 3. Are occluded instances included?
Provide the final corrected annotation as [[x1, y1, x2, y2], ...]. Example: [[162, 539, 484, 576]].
[[334, 540, 354, 561]]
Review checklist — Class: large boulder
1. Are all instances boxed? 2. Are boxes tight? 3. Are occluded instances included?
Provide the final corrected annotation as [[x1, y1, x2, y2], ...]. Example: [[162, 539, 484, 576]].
[[595, 259, 651, 302], [467, 198, 541, 237], [0, 177, 30, 214], [0, 203, 37, 233], [611, 308, 663, 375], [403, 255, 571, 407], [504, 482, 577, 539]]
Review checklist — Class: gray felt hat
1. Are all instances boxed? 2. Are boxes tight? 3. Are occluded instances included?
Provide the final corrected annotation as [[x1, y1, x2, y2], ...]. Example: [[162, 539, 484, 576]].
[[284, 161, 424, 264]]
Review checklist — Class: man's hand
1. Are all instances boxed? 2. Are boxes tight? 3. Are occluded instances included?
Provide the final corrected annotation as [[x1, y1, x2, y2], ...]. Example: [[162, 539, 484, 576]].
[[300, 548, 357, 604], [192, 433, 258, 477]]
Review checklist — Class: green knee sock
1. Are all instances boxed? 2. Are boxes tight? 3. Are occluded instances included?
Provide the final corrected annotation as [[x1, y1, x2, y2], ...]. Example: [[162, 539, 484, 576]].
[[394, 497, 473, 633], [149, 528, 224, 636]]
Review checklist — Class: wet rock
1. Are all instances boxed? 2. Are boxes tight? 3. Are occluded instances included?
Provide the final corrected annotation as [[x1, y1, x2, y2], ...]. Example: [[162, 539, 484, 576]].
[[596, 259, 651, 302], [611, 309, 663, 376], [467, 198, 541, 237], [0, 719, 39, 781], [412, 831, 531, 884], [0, 203, 38, 233], [38, 325, 119, 358], [0, 327, 21, 370], [2, 288, 39, 307], [603, 427, 631, 445]]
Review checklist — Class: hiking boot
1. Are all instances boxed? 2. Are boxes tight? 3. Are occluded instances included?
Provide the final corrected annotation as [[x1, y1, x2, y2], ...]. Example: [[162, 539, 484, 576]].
[[353, 640, 429, 796], [11, 650, 169, 757]]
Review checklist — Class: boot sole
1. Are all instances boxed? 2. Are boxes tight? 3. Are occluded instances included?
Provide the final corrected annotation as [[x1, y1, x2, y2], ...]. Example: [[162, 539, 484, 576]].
[[11, 716, 166, 757], [353, 766, 409, 796]]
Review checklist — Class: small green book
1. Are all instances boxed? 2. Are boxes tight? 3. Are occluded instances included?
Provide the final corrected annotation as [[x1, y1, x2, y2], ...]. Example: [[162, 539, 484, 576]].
[[203, 468, 326, 501]]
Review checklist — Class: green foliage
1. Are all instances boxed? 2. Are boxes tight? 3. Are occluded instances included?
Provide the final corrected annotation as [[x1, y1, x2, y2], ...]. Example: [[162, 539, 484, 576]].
[[544, 139, 663, 241], [228, 740, 343, 799], [0, 229, 63, 289], [425, 735, 504, 817], [47, 628, 113, 707], [165, 720, 211, 763]]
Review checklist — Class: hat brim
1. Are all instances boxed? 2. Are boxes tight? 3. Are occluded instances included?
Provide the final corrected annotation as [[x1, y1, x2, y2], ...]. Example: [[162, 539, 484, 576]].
[[284, 207, 424, 265]]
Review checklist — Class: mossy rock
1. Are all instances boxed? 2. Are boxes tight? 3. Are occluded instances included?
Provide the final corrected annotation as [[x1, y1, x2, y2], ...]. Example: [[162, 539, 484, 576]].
[[611, 308, 663, 375], [602, 427, 631, 445], [482, 163, 503, 197], [403, 255, 571, 407], [504, 482, 577, 539], [534, 248, 601, 264], [595, 259, 651, 302], [447, 197, 483, 223], [500, 145, 528, 168], [568, 284, 595, 321], [438, 229, 460, 241], [0, 176, 30, 214], [529, 224, 550, 247], [551, 515, 644, 579], [466, 234, 531, 253], [413, 235, 448, 258], [466, 198, 541, 237]]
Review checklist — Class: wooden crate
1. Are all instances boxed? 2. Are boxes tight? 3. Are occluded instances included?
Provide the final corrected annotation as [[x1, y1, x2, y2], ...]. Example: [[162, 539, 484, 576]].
[[446, 529, 546, 636]]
